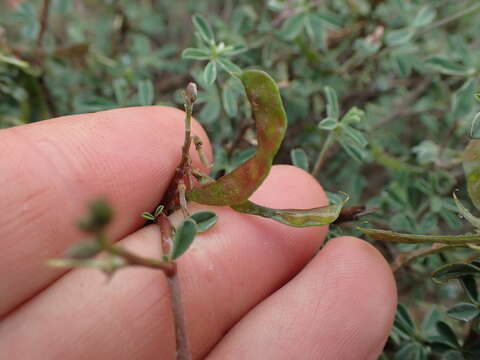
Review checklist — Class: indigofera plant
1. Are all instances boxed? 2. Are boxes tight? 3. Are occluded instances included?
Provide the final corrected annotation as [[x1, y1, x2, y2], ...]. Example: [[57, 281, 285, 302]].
[[49, 69, 347, 360]]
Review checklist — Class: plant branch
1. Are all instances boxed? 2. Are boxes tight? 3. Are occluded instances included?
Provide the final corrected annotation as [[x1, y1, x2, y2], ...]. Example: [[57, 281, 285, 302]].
[[100, 236, 175, 275], [167, 272, 191, 360], [312, 131, 335, 177], [371, 78, 431, 130], [36, 0, 51, 48], [416, 2, 480, 37], [160, 189, 192, 360], [161, 84, 196, 214], [392, 243, 463, 272]]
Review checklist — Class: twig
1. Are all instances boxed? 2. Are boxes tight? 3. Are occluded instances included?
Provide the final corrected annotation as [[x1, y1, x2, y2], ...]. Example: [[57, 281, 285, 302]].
[[416, 2, 480, 37], [167, 274, 191, 360], [178, 181, 189, 218], [372, 79, 431, 130], [193, 135, 211, 169], [38, 75, 58, 118], [392, 243, 462, 272], [312, 131, 335, 177], [36, 0, 51, 48], [161, 84, 197, 214], [156, 84, 198, 360], [191, 168, 215, 184], [105, 242, 175, 275], [159, 216, 192, 360]]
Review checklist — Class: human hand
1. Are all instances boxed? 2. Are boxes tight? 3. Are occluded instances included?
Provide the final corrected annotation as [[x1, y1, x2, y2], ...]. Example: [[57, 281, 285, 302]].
[[0, 107, 396, 359]]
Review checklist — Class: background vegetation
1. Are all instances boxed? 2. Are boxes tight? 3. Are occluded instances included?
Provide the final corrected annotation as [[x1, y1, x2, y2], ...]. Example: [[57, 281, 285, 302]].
[[1, 0, 480, 358]]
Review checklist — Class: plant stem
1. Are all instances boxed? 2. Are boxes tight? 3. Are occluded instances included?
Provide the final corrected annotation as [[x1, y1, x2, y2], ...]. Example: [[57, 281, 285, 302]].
[[416, 2, 480, 37], [161, 92, 194, 213], [312, 131, 335, 177], [167, 273, 192, 360], [159, 209, 192, 360], [36, 0, 51, 48], [392, 244, 462, 272], [100, 235, 175, 275]]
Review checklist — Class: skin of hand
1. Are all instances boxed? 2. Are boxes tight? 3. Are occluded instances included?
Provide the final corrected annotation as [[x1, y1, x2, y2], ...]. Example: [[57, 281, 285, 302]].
[[0, 106, 397, 359]]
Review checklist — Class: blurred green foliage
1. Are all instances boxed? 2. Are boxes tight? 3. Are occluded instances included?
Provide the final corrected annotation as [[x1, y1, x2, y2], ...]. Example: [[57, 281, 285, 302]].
[[2, 0, 480, 358]]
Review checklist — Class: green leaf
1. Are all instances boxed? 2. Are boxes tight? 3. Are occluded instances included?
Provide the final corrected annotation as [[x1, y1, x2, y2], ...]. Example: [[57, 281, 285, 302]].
[[393, 54, 413, 77], [452, 78, 476, 120], [339, 137, 368, 163], [324, 86, 339, 119], [469, 113, 480, 139], [0, 54, 30, 69], [443, 350, 465, 360], [220, 44, 248, 56], [463, 140, 480, 210], [172, 219, 197, 260], [154, 205, 164, 218], [141, 212, 156, 221], [280, 12, 307, 40], [394, 304, 416, 337], [65, 240, 102, 260], [394, 342, 427, 360], [231, 192, 348, 227], [78, 199, 113, 233], [222, 84, 238, 117], [204, 61, 218, 85], [385, 28, 415, 46], [447, 303, 480, 322], [192, 14, 215, 44], [182, 47, 211, 60], [460, 275, 479, 303], [340, 125, 368, 148], [318, 117, 338, 130], [290, 148, 309, 171], [137, 79, 154, 106], [113, 78, 127, 106], [453, 192, 480, 229], [315, 13, 342, 29], [307, 13, 326, 48], [425, 57, 475, 76], [412, 6, 436, 28], [189, 211, 218, 232], [340, 107, 364, 125], [370, 142, 424, 173], [188, 70, 287, 206], [436, 321, 460, 349], [421, 308, 443, 335], [432, 263, 480, 283], [217, 57, 242, 74]]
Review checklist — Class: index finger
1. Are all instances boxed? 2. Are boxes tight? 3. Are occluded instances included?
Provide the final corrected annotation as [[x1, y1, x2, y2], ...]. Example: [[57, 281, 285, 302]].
[[0, 106, 212, 317]]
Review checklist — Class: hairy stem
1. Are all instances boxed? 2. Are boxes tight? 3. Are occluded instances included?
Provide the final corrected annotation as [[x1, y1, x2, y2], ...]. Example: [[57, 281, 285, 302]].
[[167, 273, 191, 360], [99, 234, 175, 275], [161, 92, 195, 213], [312, 131, 335, 177], [159, 197, 192, 360]]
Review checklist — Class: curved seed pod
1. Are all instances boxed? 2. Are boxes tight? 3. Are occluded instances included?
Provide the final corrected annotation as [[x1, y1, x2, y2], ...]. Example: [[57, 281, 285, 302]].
[[187, 70, 287, 206], [464, 140, 480, 210], [231, 193, 349, 227], [358, 227, 480, 245]]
